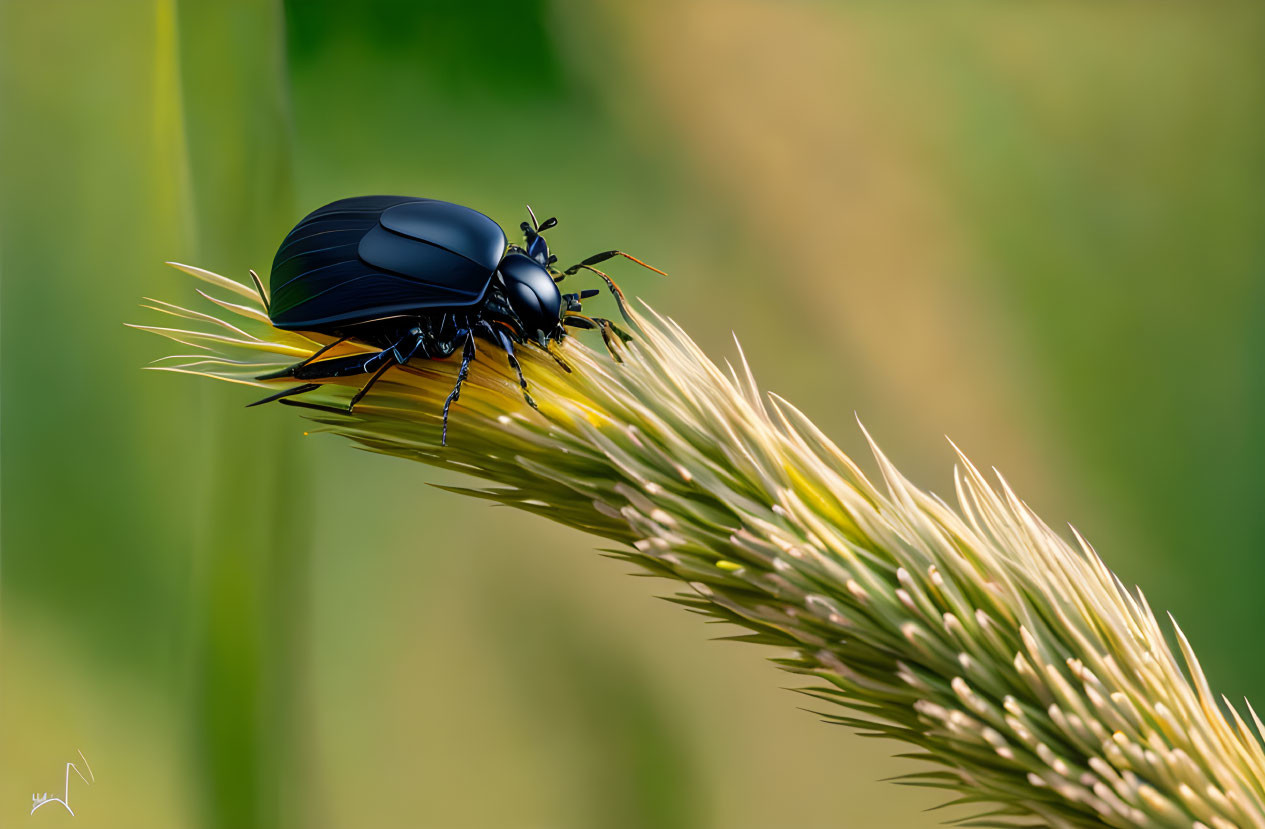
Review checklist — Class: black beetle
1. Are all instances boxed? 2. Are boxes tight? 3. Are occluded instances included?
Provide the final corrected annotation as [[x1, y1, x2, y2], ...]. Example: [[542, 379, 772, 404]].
[[250, 195, 663, 443]]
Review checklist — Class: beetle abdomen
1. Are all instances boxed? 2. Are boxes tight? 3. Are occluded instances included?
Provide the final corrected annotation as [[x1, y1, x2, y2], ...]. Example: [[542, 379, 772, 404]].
[[267, 196, 507, 332]]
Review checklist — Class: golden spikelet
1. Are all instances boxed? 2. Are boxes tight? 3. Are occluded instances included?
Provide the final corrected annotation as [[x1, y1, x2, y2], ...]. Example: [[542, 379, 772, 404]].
[[139, 263, 1265, 828]]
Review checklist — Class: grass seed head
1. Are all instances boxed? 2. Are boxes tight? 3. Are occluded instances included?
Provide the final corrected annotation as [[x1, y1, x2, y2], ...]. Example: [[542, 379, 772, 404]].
[[141, 263, 1265, 828]]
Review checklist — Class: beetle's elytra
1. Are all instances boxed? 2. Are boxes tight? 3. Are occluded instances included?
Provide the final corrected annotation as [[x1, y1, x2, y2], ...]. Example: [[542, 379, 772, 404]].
[[251, 195, 664, 444]]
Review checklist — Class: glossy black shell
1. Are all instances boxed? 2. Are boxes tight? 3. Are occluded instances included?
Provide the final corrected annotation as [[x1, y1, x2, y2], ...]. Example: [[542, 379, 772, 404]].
[[268, 196, 508, 331]]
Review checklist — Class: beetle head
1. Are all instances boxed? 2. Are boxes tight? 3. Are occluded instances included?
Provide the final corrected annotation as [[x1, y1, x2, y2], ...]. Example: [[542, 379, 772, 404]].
[[499, 251, 565, 345]]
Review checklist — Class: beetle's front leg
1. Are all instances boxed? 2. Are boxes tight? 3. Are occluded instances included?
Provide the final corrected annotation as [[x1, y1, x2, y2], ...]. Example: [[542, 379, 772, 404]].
[[479, 321, 536, 411], [440, 330, 476, 446], [592, 316, 633, 361], [590, 317, 632, 344]]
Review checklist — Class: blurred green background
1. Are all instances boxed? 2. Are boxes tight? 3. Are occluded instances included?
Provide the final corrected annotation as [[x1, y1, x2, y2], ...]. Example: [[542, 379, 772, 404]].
[[3, 1, 1263, 827]]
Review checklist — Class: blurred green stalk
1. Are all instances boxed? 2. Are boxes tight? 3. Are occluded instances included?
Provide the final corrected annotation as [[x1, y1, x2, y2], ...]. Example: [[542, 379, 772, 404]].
[[161, 1, 307, 826]]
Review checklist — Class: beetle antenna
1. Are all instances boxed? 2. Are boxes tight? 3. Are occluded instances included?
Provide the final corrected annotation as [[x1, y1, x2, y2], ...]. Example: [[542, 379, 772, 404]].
[[538, 216, 558, 232], [570, 264, 635, 326], [562, 250, 668, 278], [525, 204, 539, 232], [615, 251, 667, 277]]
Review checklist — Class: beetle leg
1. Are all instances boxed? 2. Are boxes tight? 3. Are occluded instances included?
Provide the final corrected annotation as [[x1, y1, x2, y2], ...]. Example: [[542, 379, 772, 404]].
[[246, 383, 321, 407], [257, 335, 351, 380], [346, 361, 395, 411], [360, 344, 397, 373], [588, 316, 633, 361], [561, 264, 636, 325], [596, 320, 627, 362], [278, 398, 353, 416], [562, 312, 625, 360], [405, 333, 432, 360], [486, 324, 537, 411], [348, 327, 434, 411], [440, 331, 476, 446], [590, 317, 633, 344], [382, 327, 420, 365], [279, 350, 385, 381], [553, 250, 664, 324]]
